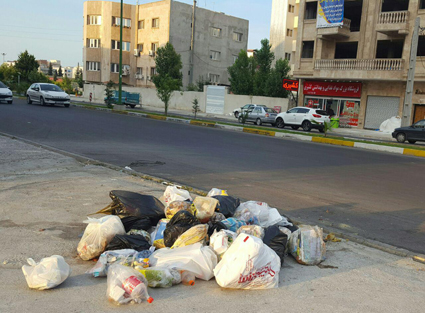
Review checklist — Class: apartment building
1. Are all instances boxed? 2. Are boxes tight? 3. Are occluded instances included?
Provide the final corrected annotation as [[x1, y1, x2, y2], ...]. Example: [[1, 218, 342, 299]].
[[294, 0, 425, 129], [83, 0, 248, 88], [270, 0, 300, 74]]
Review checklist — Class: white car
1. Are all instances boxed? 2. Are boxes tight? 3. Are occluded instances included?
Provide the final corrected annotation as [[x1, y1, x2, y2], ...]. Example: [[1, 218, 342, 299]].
[[26, 83, 70, 107], [275, 107, 330, 132], [233, 104, 266, 118], [0, 81, 13, 104]]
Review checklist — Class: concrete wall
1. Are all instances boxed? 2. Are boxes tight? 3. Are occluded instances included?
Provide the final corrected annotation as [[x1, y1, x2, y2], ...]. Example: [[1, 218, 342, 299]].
[[83, 83, 288, 115]]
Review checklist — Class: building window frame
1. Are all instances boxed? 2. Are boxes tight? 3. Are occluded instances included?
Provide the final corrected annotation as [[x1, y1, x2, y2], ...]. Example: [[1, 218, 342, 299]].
[[209, 73, 220, 83], [210, 50, 221, 61], [301, 41, 315, 59], [305, 2, 318, 20], [112, 17, 131, 28], [88, 38, 100, 48], [211, 27, 221, 37], [285, 52, 291, 61], [138, 20, 145, 29], [286, 29, 293, 37], [86, 61, 100, 71], [233, 32, 243, 42], [150, 67, 157, 77], [87, 15, 102, 25], [152, 18, 160, 28], [111, 63, 119, 73], [138, 43, 144, 53], [288, 4, 295, 13]]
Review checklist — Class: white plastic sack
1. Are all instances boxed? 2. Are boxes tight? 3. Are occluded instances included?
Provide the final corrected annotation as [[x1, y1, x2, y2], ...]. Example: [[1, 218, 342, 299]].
[[209, 229, 237, 257], [163, 186, 192, 205], [235, 201, 283, 228], [22, 255, 70, 290], [288, 225, 326, 265], [214, 234, 281, 289], [149, 243, 217, 281], [379, 116, 401, 133], [77, 215, 126, 261], [206, 188, 228, 197]]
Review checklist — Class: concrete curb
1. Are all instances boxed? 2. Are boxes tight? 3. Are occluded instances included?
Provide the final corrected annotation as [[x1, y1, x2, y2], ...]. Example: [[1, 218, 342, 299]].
[[70, 103, 425, 159]]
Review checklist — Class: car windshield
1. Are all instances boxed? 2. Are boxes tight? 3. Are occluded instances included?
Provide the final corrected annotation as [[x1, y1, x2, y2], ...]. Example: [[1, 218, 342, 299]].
[[265, 108, 276, 113], [316, 110, 328, 115], [0, 81, 7, 88], [40, 84, 63, 92]]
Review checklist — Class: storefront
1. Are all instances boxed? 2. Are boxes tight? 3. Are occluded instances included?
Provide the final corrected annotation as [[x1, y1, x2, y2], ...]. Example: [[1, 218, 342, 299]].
[[303, 81, 362, 127]]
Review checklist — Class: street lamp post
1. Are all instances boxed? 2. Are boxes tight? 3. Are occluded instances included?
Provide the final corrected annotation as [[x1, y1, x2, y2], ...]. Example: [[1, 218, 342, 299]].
[[118, 0, 123, 105]]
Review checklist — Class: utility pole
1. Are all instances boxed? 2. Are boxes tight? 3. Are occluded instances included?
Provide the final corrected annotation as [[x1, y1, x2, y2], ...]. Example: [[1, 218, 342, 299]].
[[1, 53, 6, 64], [118, 0, 124, 105], [189, 0, 196, 85], [402, 17, 420, 127]]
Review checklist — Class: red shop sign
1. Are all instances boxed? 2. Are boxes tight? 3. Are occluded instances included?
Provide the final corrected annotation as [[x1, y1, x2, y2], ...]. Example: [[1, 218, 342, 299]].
[[303, 81, 362, 98], [283, 79, 299, 91]]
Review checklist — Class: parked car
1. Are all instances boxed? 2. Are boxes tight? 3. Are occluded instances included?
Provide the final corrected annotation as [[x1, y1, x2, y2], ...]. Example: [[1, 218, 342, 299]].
[[0, 81, 13, 104], [238, 106, 278, 126], [275, 107, 330, 132], [26, 83, 71, 107], [392, 119, 425, 144], [233, 104, 266, 118]]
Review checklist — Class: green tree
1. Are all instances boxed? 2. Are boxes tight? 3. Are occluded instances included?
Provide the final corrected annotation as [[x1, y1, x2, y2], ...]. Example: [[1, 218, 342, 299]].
[[74, 66, 84, 88], [196, 75, 211, 92], [53, 71, 57, 81], [152, 42, 182, 115], [58, 75, 73, 93], [228, 50, 256, 95], [253, 39, 275, 96], [14, 50, 39, 81], [192, 98, 200, 119], [0, 63, 18, 84], [58, 66, 63, 77], [105, 80, 116, 108], [264, 58, 291, 98], [48, 62, 53, 76], [28, 70, 50, 84]]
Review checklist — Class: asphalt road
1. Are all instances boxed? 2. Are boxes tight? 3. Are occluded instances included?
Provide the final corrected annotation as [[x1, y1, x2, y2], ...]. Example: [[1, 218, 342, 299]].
[[2, 99, 425, 254]]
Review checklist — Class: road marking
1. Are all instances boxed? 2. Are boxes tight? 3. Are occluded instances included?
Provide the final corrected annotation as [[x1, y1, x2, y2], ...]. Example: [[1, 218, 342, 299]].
[[403, 148, 425, 158], [243, 128, 276, 136], [312, 137, 355, 147], [147, 114, 167, 120], [190, 120, 216, 127], [354, 142, 404, 154]]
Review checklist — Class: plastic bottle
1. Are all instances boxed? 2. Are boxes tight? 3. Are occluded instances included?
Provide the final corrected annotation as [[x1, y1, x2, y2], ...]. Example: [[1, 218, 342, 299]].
[[181, 271, 196, 286], [122, 275, 153, 303]]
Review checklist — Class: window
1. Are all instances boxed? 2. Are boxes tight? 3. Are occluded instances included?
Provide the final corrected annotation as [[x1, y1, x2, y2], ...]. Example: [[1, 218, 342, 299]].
[[376, 40, 404, 58], [86, 61, 100, 71], [233, 55, 238, 64], [88, 39, 100, 48], [122, 42, 130, 51], [233, 32, 243, 42], [286, 29, 293, 37], [152, 18, 159, 28], [112, 17, 131, 28], [344, 0, 363, 32], [421, 0, 425, 9], [150, 67, 157, 76], [288, 108, 298, 113], [210, 50, 221, 60], [381, 0, 409, 12], [111, 63, 119, 73], [253, 107, 261, 113], [111, 40, 120, 50], [298, 108, 310, 114], [418, 36, 425, 56], [209, 73, 220, 83], [335, 42, 358, 59], [138, 43, 144, 53], [87, 15, 101, 25], [211, 27, 221, 37], [136, 67, 143, 75], [305, 2, 317, 20], [138, 20, 145, 29], [285, 53, 291, 61], [151, 42, 158, 52], [301, 41, 314, 58], [288, 4, 295, 13]]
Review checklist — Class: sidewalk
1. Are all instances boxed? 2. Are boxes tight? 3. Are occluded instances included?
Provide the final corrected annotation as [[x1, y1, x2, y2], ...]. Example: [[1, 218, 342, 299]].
[[0, 135, 424, 312]]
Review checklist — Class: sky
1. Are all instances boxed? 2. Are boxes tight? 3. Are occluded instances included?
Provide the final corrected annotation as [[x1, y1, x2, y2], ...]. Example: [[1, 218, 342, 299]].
[[1, 0, 273, 67]]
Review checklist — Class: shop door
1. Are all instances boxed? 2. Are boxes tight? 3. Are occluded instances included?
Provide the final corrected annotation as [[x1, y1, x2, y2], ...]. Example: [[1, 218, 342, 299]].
[[414, 105, 425, 124], [364, 96, 400, 129]]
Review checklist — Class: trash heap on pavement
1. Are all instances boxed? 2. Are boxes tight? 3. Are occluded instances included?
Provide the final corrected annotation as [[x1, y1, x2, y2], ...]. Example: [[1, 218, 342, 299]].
[[21, 186, 327, 305]]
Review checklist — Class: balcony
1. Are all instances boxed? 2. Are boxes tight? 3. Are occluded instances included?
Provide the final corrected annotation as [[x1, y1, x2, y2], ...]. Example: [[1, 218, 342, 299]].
[[317, 19, 351, 40], [376, 11, 409, 35]]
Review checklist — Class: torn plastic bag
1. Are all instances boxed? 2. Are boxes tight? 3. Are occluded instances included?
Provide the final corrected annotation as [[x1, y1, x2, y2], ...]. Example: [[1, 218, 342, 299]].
[[221, 218, 246, 232], [77, 215, 126, 261], [171, 224, 208, 249], [22, 255, 71, 290], [121, 216, 152, 232], [165, 200, 194, 219], [163, 211, 199, 248], [87, 249, 139, 277], [263, 225, 288, 264], [209, 229, 237, 260], [94, 190, 165, 225], [137, 267, 181, 288], [237, 225, 265, 239], [234, 201, 282, 227], [212, 196, 240, 217], [127, 229, 151, 243], [207, 188, 228, 197], [149, 243, 217, 281], [191, 196, 219, 223], [151, 218, 169, 249], [163, 186, 192, 205], [214, 234, 281, 289], [107, 264, 153, 305], [288, 225, 326, 265], [106, 235, 151, 252]]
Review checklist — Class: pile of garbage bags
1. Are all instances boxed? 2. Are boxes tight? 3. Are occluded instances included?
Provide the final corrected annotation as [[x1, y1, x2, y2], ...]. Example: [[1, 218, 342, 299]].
[[22, 186, 327, 304]]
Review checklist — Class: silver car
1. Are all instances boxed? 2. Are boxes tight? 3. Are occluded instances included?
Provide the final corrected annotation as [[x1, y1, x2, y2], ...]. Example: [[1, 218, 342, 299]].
[[26, 83, 71, 107], [239, 106, 278, 126]]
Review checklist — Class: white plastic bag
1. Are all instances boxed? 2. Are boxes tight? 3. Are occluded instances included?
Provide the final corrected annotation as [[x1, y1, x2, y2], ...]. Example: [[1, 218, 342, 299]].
[[207, 188, 228, 197], [149, 243, 217, 280], [213, 234, 281, 289], [288, 225, 326, 265], [209, 229, 237, 259], [22, 255, 70, 290], [163, 186, 192, 205], [235, 201, 283, 227], [77, 215, 126, 261]]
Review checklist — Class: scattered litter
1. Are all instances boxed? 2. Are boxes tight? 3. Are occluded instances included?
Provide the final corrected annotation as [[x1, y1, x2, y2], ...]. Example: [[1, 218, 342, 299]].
[[325, 233, 342, 242], [106, 234, 151, 251], [163, 186, 192, 205], [317, 264, 338, 269], [289, 225, 326, 265], [221, 218, 246, 232], [165, 200, 193, 219], [237, 225, 265, 239], [163, 211, 199, 247], [124, 166, 133, 171], [213, 195, 240, 217], [191, 196, 219, 223], [207, 188, 228, 197]]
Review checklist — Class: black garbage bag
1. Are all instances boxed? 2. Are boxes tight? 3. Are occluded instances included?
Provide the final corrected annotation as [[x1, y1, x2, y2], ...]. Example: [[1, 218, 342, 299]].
[[121, 216, 152, 233], [163, 211, 199, 247], [207, 221, 227, 238], [263, 225, 288, 265], [93, 190, 165, 225], [212, 196, 240, 217], [106, 234, 151, 252]]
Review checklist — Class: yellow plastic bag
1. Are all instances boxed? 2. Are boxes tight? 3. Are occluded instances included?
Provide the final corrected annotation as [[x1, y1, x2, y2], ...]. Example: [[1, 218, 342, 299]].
[[171, 225, 208, 249], [165, 201, 194, 219]]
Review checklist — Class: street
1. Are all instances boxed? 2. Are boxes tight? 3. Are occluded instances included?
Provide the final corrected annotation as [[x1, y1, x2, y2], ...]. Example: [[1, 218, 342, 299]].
[[1, 99, 425, 254]]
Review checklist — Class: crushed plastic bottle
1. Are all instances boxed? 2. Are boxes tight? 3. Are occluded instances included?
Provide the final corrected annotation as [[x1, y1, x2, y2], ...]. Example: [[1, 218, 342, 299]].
[[181, 271, 196, 286]]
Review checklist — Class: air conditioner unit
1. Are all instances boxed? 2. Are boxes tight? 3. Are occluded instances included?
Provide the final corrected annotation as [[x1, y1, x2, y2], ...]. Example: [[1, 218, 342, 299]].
[[147, 76, 151, 81], [134, 49, 140, 56], [122, 68, 130, 76], [149, 50, 155, 57], [135, 74, 144, 80]]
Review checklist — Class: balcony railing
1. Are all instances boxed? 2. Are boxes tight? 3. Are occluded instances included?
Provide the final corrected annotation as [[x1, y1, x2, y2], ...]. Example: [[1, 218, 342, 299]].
[[314, 59, 404, 71], [378, 11, 409, 24]]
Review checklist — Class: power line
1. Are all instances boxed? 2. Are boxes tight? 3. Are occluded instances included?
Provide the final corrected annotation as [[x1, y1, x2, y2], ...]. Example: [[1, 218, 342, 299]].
[[0, 34, 82, 43], [0, 28, 82, 37], [0, 24, 81, 33]]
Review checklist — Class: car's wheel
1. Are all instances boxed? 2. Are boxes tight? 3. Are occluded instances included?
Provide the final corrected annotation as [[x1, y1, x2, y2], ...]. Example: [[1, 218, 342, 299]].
[[396, 132, 406, 143], [234, 111, 239, 118], [302, 120, 312, 132], [276, 117, 285, 128], [7, 100, 12, 104], [291, 126, 299, 130], [238, 116, 243, 123], [130, 105, 136, 109], [27, 95, 32, 104], [64, 103, 70, 108], [408, 140, 416, 144], [40, 97, 45, 106], [256, 118, 262, 126]]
